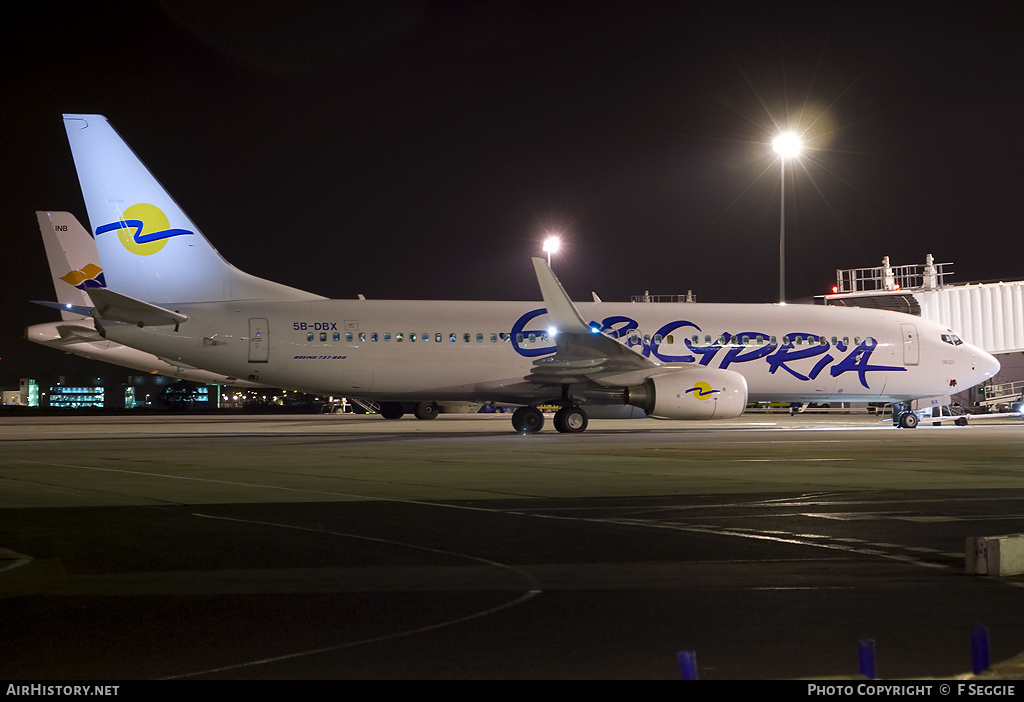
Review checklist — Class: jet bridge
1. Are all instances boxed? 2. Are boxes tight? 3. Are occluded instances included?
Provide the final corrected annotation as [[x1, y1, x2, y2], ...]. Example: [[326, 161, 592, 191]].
[[820, 254, 1024, 355], [820, 254, 1024, 425]]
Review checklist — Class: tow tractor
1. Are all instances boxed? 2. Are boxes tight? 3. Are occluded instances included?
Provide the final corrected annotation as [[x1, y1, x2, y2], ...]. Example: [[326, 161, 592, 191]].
[[890, 394, 1023, 428]]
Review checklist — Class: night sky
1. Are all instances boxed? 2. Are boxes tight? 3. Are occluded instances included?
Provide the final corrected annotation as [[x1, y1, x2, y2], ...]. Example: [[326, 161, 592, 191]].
[[3, 1, 1021, 386]]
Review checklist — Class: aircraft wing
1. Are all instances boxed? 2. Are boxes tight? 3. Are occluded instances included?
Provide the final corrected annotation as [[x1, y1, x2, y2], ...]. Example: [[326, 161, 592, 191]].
[[527, 258, 660, 384]]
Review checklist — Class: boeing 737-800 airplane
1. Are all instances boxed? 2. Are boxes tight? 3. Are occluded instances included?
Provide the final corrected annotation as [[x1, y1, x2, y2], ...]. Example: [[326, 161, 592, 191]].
[[51, 114, 999, 432]]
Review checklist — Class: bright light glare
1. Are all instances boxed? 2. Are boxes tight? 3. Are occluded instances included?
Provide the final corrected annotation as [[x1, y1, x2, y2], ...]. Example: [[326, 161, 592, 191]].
[[547, 326, 558, 337], [543, 235, 561, 254], [772, 132, 802, 158]]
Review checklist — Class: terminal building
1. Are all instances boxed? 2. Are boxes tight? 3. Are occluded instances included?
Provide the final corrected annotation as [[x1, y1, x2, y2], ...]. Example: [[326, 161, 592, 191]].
[[6, 375, 221, 410]]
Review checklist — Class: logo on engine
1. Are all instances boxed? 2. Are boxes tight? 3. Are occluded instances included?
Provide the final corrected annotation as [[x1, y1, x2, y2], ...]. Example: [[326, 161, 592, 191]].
[[95, 203, 193, 256], [685, 381, 719, 400]]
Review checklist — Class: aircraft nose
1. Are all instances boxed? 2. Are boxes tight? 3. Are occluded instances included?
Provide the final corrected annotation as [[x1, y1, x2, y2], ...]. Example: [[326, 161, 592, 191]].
[[972, 348, 1000, 383]]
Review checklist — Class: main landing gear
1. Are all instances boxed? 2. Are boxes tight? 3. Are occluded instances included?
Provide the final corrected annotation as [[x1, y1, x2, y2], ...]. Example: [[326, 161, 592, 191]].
[[511, 405, 589, 434], [378, 401, 439, 420]]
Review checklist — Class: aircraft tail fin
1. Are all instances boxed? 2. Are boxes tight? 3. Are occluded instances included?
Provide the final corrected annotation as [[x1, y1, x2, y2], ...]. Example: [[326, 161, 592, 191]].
[[37, 211, 105, 320], [62, 114, 322, 305]]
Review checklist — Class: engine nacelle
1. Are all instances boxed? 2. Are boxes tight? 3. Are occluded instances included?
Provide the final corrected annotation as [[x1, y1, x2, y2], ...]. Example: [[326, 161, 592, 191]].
[[625, 368, 748, 419]]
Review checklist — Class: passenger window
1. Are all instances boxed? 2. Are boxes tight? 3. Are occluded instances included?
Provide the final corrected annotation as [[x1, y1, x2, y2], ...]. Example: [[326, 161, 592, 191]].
[[359, 332, 365, 342], [476, 333, 484, 342], [320, 332, 327, 342], [435, 333, 442, 343], [464, 333, 471, 343], [667, 335, 674, 344], [516, 333, 524, 343], [307, 332, 314, 342], [449, 333, 456, 342], [782, 336, 790, 345], [705, 335, 712, 344], [490, 333, 498, 343], [384, 333, 391, 342], [422, 333, 429, 342], [528, 333, 536, 343], [371, 332, 378, 342], [410, 333, 416, 343], [396, 333, 403, 342], [653, 334, 662, 345]]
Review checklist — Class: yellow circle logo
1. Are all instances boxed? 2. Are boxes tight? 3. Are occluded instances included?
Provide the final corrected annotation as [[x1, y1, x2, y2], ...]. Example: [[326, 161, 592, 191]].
[[686, 381, 719, 400], [95, 204, 192, 256]]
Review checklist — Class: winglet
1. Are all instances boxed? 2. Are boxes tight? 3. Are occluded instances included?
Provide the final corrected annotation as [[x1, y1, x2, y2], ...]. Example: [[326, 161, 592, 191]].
[[531, 257, 592, 334]]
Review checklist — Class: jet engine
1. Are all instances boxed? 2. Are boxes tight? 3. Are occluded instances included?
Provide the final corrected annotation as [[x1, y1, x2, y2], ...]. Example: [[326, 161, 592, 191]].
[[625, 368, 748, 419]]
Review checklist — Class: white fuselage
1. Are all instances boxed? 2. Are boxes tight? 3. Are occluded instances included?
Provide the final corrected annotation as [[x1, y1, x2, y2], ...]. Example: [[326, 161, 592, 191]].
[[98, 299, 998, 405]]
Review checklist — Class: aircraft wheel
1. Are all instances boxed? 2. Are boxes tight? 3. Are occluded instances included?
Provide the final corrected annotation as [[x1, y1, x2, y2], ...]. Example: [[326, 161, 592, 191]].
[[553, 406, 589, 433], [955, 417, 969, 426], [512, 407, 544, 434], [414, 401, 439, 420], [899, 412, 919, 429], [379, 402, 405, 420]]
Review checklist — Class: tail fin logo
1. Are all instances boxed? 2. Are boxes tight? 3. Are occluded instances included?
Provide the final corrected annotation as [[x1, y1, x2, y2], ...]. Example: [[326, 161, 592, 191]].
[[95, 203, 193, 256], [59, 263, 106, 290]]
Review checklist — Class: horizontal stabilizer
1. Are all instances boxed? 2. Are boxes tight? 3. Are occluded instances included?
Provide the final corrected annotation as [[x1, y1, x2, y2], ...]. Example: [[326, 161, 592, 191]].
[[31, 300, 95, 317], [87, 287, 189, 327]]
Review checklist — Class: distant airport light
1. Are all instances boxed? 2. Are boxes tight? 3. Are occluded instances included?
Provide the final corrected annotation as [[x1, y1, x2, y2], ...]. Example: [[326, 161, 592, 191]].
[[543, 234, 562, 266]]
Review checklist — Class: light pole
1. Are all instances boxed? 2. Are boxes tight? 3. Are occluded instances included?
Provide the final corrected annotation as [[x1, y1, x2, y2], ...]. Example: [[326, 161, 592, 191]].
[[772, 132, 802, 303], [543, 234, 561, 267]]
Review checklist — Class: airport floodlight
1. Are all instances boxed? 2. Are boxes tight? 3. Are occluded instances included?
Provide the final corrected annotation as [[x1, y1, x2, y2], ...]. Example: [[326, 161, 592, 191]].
[[772, 132, 802, 159], [543, 234, 562, 266], [772, 132, 803, 303]]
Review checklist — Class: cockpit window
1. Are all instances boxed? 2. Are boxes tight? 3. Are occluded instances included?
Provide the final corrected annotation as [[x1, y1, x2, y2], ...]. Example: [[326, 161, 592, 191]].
[[941, 333, 964, 346]]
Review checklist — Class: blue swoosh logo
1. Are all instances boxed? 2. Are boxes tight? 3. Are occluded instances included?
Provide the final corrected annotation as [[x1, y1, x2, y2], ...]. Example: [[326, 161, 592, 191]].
[[96, 219, 192, 244]]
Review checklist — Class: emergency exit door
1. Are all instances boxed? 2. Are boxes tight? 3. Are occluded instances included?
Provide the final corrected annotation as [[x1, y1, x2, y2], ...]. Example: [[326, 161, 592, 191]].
[[249, 318, 269, 363]]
